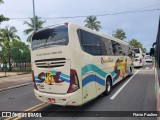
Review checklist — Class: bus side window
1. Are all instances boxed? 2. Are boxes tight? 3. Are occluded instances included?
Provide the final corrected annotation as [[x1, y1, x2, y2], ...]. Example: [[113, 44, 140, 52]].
[[77, 29, 102, 56], [104, 38, 114, 56], [111, 41, 119, 55], [118, 43, 123, 56], [98, 37, 108, 55], [122, 45, 129, 56]]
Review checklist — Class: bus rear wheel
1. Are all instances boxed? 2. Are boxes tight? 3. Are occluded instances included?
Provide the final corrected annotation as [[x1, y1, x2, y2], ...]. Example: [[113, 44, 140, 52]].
[[104, 77, 112, 95]]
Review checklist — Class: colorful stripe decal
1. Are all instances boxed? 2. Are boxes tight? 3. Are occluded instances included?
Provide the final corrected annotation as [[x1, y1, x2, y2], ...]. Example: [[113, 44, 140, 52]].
[[82, 64, 107, 78], [34, 76, 70, 83], [34, 70, 70, 83], [82, 74, 105, 87], [82, 64, 119, 87], [50, 70, 70, 79]]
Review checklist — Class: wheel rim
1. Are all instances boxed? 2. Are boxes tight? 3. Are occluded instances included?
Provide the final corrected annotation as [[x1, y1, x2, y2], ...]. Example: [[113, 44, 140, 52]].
[[107, 81, 111, 92]]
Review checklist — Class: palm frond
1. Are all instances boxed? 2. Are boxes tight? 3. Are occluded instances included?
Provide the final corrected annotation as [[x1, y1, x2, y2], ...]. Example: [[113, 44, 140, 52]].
[[24, 28, 34, 35]]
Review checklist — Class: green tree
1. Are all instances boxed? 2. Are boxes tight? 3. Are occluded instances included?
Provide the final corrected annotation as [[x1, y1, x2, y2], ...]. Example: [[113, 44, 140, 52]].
[[84, 15, 101, 31], [129, 39, 143, 49], [142, 48, 147, 53], [0, 0, 4, 4], [0, 0, 9, 24], [0, 26, 20, 42], [11, 40, 31, 70], [129, 39, 147, 53], [23, 16, 46, 42], [0, 26, 20, 71], [112, 29, 126, 40]]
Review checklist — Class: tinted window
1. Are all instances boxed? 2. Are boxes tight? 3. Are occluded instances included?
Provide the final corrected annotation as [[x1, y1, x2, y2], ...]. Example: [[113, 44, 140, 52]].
[[32, 25, 68, 50], [146, 52, 150, 55], [77, 29, 129, 56], [77, 29, 102, 55], [121, 45, 129, 56], [111, 41, 120, 55], [101, 37, 113, 55], [132, 48, 140, 53]]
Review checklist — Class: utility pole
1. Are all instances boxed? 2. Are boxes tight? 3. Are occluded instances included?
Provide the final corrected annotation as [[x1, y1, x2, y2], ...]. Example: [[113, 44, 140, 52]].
[[33, 0, 36, 32]]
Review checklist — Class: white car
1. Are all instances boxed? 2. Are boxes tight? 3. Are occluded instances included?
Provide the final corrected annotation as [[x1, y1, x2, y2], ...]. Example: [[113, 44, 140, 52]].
[[145, 53, 152, 62]]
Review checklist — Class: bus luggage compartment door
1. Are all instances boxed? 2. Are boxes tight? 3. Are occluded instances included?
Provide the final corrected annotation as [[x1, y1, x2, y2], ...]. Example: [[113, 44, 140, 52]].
[[82, 73, 97, 103]]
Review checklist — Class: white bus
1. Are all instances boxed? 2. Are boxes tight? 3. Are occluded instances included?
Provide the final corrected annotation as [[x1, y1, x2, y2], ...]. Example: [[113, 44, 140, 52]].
[[31, 23, 134, 106], [132, 48, 145, 67]]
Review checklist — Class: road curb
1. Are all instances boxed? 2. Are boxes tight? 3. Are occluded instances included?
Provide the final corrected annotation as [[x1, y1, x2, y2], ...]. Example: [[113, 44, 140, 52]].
[[0, 83, 32, 92]]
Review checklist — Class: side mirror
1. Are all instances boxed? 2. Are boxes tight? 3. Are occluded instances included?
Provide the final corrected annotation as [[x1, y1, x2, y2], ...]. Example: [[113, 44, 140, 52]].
[[150, 48, 155, 56]]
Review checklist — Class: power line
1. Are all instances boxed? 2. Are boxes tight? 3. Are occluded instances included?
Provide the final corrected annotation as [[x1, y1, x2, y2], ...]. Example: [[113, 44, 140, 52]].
[[8, 8, 160, 20]]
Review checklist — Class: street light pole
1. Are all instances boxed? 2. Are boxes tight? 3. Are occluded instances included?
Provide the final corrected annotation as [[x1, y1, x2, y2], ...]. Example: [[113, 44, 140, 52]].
[[33, 0, 36, 32]]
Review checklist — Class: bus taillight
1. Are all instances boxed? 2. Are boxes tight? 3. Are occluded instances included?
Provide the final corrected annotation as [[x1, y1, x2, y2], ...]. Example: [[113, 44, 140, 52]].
[[67, 69, 79, 93], [32, 70, 38, 90]]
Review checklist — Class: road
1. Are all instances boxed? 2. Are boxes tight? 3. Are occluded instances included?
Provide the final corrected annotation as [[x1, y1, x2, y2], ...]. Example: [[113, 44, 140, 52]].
[[0, 62, 156, 120]]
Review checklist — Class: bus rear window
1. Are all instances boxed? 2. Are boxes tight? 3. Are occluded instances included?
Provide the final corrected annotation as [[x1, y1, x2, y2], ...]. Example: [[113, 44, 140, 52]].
[[132, 48, 140, 53], [31, 25, 69, 50]]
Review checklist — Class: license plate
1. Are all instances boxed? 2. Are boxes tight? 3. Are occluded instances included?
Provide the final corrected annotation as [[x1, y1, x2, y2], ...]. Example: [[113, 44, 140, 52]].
[[48, 98, 55, 103]]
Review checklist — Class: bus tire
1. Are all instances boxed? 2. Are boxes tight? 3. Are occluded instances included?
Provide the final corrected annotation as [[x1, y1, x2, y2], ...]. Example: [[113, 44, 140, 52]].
[[104, 77, 112, 95]]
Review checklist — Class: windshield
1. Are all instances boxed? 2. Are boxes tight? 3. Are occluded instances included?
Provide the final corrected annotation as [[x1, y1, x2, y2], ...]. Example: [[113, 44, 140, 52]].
[[31, 25, 69, 50], [146, 52, 150, 55], [132, 48, 140, 53]]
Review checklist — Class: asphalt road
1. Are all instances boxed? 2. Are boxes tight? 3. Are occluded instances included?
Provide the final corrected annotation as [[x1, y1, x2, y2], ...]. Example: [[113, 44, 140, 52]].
[[0, 62, 156, 120]]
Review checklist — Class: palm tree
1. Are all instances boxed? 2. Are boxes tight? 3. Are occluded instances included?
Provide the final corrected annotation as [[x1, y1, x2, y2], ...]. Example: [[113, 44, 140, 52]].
[[0, 26, 20, 71], [23, 16, 46, 42], [84, 15, 101, 31], [0, 0, 4, 4], [0, 0, 9, 24], [0, 26, 20, 42], [112, 29, 126, 40]]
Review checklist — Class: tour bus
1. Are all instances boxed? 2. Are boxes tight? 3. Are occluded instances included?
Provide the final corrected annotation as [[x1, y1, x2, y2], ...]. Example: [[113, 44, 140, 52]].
[[150, 17, 160, 118], [31, 23, 134, 106], [132, 48, 144, 67]]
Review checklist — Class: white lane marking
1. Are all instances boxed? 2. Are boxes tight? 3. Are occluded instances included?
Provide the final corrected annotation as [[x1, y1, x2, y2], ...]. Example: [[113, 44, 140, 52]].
[[110, 70, 139, 100], [0, 83, 31, 92], [145, 67, 149, 69]]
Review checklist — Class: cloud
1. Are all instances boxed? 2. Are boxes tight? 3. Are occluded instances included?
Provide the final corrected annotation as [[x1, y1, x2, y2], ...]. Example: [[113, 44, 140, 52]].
[[0, 0, 160, 51]]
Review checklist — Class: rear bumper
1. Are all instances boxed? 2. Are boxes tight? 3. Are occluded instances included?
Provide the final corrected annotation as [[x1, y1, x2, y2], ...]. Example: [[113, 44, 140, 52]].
[[145, 59, 152, 62], [133, 62, 143, 67], [34, 89, 82, 106]]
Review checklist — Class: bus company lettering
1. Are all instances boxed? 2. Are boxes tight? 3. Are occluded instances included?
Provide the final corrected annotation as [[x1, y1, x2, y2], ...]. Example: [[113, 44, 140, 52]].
[[38, 71, 64, 85], [36, 51, 62, 56], [101, 57, 113, 64]]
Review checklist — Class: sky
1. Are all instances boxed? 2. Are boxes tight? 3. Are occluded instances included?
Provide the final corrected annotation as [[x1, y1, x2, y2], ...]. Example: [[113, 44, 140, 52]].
[[0, 0, 160, 51]]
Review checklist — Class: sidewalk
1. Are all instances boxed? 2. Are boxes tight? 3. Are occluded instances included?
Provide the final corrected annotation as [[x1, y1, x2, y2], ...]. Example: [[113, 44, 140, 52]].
[[0, 73, 32, 90]]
